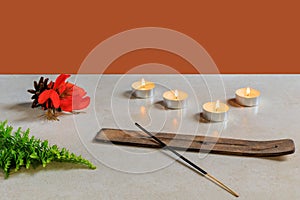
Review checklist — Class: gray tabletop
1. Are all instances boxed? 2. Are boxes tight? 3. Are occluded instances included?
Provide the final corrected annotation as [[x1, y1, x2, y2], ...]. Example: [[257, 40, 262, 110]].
[[0, 75, 299, 200]]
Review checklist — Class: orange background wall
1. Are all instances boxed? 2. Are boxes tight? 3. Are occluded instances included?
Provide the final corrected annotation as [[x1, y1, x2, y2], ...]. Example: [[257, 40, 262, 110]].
[[0, 1, 299, 74]]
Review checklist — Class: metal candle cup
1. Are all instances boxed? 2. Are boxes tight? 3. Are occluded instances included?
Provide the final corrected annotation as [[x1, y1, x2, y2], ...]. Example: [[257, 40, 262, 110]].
[[235, 87, 260, 107], [131, 79, 155, 98], [163, 90, 188, 109], [202, 101, 229, 122]]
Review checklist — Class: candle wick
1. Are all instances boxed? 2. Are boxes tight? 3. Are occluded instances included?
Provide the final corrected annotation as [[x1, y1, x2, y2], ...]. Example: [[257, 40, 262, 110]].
[[174, 90, 179, 99], [246, 87, 251, 96], [141, 78, 146, 88], [215, 100, 220, 112]]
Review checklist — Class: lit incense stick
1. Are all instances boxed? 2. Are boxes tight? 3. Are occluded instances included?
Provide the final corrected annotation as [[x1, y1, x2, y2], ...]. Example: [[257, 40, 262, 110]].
[[135, 123, 239, 197]]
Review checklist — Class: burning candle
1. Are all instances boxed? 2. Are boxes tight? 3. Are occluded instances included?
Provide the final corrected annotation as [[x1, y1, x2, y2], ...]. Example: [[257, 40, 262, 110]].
[[235, 87, 260, 106], [163, 89, 188, 109], [202, 100, 229, 122], [131, 78, 155, 98]]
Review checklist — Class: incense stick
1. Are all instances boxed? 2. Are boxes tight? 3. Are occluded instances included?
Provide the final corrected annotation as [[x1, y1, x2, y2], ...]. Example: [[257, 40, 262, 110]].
[[135, 123, 239, 197]]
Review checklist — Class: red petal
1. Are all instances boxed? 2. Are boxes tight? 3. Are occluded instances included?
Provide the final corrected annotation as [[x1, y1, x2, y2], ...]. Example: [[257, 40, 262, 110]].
[[64, 83, 74, 96], [48, 81, 54, 88], [38, 89, 60, 108], [50, 90, 60, 108], [60, 96, 73, 112], [58, 84, 66, 95], [57, 81, 90, 112], [73, 96, 90, 110], [38, 90, 52, 104], [53, 74, 70, 89], [59, 95, 90, 112], [73, 85, 87, 97]]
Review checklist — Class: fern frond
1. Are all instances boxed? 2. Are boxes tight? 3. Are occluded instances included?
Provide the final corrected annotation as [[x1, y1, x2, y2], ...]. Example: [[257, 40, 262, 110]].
[[0, 121, 96, 179]]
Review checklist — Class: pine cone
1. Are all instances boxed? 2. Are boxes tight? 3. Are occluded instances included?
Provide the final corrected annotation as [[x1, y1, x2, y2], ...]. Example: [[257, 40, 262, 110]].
[[27, 77, 50, 109]]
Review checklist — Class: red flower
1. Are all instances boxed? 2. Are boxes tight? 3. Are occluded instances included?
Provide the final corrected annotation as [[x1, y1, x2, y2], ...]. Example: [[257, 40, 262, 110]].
[[59, 83, 90, 112], [38, 74, 90, 112], [38, 89, 60, 109]]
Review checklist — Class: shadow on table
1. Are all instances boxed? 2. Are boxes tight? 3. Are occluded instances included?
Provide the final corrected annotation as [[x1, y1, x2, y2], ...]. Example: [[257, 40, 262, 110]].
[[1, 162, 94, 180], [2, 102, 44, 122], [227, 98, 243, 108], [2, 102, 83, 122], [153, 101, 166, 110], [194, 112, 216, 123], [123, 90, 135, 99], [258, 156, 289, 162]]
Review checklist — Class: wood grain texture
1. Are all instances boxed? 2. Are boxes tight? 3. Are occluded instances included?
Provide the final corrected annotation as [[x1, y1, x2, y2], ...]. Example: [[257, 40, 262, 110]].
[[94, 128, 295, 157]]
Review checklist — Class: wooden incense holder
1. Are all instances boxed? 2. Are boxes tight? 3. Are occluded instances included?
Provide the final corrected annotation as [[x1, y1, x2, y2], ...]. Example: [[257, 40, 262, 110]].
[[94, 128, 295, 157]]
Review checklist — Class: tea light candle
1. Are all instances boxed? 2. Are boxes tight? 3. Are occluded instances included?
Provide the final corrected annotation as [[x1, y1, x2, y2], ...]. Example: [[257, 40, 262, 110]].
[[131, 78, 155, 98], [202, 100, 229, 122], [235, 87, 260, 106], [163, 90, 188, 109]]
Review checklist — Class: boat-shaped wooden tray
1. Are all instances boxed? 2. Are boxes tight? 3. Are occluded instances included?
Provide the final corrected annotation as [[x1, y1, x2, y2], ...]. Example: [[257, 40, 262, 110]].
[[94, 128, 295, 157]]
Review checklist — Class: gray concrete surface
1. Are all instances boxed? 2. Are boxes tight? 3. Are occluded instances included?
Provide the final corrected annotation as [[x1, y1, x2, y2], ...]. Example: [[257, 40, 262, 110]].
[[0, 75, 299, 200]]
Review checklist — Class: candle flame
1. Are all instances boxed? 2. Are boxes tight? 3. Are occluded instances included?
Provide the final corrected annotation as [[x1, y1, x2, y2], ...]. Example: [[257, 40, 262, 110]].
[[141, 78, 146, 87], [246, 87, 251, 96], [215, 100, 220, 111], [174, 90, 178, 99]]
